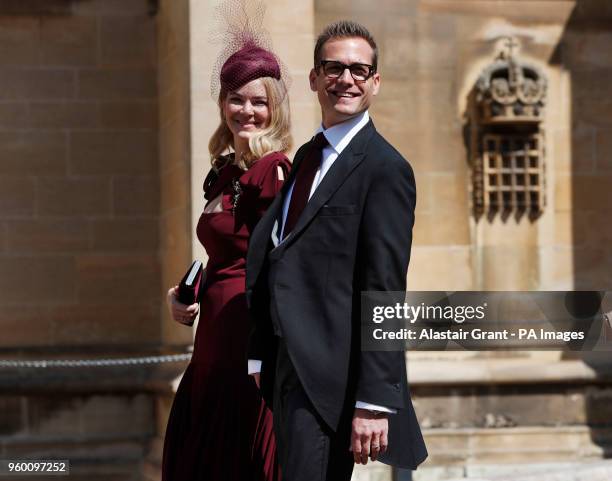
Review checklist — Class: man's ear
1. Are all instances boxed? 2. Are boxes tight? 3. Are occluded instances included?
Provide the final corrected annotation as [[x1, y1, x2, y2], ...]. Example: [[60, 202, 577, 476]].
[[309, 68, 318, 92], [371, 72, 381, 96]]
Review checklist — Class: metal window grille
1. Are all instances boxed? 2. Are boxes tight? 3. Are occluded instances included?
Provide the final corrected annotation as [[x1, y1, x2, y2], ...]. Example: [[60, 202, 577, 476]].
[[480, 133, 545, 213]]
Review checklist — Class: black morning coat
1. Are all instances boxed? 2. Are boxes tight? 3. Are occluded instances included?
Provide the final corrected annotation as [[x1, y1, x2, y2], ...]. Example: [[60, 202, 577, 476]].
[[245, 119, 428, 469]]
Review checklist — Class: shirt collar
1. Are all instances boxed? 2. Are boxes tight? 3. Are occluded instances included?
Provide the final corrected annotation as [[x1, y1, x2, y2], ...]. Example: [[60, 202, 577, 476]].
[[315, 111, 370, 155]]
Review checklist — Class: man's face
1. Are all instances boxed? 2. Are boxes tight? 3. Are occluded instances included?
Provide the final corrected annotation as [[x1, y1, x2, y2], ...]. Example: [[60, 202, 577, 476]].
[[309, 37, 380, 129]]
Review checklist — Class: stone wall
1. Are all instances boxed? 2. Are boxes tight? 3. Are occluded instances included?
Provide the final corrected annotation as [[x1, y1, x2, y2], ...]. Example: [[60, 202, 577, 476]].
[[562, 1, 612, 289], [157, 0, 192, 347], [0, 0, 160, 351], [314, 0, 586, 292], [0, 1, 161, 479], [145, 0, 193, 478]]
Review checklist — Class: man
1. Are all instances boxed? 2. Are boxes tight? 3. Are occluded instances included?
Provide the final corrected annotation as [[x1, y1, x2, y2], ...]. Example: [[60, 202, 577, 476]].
[[246, 20, 427, 481]]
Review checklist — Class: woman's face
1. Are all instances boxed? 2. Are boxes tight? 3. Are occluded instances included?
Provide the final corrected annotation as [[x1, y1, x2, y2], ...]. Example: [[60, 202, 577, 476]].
[[223, 78, 270, 144]]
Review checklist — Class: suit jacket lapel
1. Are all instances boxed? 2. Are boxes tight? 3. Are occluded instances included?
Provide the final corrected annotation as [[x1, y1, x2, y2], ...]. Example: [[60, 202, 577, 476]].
[[284, 120, 375, 243], [248, 120, 376, 278]]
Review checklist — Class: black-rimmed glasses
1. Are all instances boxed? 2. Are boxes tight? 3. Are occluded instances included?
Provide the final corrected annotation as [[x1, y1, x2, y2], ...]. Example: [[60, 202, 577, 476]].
[[318, 60, 375, 81]]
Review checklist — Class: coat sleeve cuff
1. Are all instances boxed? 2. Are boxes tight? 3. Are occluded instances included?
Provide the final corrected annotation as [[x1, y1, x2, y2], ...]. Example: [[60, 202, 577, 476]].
[[355, 400, 397, 414]]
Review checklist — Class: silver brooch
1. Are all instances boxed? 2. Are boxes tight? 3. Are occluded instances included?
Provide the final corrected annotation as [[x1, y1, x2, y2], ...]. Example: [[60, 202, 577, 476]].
[[231, 177, 242, 215]]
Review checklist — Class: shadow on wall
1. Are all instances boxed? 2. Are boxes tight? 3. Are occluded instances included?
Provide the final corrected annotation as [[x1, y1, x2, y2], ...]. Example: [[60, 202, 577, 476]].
[[550, 0, 612, 459], [0, 0, 158, 16]]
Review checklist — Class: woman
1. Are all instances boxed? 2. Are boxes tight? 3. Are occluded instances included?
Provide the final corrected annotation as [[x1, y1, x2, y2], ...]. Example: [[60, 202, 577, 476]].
[[161, 34, 292, 481]]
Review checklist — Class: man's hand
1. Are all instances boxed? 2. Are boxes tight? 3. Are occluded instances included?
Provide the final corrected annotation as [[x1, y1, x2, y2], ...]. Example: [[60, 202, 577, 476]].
[[351, 408, 388, 464], [251, 372, 261, 389]]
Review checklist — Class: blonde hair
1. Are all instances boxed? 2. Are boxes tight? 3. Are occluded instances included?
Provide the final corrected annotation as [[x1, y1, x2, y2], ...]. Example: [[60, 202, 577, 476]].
[[208, 77, 292, 170]]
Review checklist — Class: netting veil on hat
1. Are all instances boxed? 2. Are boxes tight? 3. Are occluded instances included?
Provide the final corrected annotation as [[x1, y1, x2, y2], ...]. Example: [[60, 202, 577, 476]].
[[210, 0, 291, 100]]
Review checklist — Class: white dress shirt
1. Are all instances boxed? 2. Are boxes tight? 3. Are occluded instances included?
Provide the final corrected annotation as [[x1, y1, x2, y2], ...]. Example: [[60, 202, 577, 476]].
[[249, 111, 395, 414]]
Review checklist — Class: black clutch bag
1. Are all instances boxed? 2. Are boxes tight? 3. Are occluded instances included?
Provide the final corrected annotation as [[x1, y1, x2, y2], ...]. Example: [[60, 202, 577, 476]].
[[177, 260, 205, 306]]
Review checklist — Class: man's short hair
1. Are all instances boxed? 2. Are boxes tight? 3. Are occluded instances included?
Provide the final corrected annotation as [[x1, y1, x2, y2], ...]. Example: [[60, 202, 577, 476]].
[[313, 20, 378, 72]]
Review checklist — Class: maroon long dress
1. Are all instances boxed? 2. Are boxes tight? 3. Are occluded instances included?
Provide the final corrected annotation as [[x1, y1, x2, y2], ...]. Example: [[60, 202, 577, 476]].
[[162, 152, 291, 481]]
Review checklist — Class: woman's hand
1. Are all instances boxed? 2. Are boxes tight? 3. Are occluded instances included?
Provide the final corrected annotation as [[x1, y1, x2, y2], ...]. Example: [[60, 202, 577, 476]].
[[166, 285, 199, 326]]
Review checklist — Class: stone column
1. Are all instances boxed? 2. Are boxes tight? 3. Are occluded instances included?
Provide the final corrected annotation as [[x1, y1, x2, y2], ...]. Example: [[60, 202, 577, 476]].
[[145, 0, 193, 478]]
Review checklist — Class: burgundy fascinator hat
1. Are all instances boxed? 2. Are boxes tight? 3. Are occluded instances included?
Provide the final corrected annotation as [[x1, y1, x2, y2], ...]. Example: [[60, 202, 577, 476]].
[[211, 0, 290, 100]]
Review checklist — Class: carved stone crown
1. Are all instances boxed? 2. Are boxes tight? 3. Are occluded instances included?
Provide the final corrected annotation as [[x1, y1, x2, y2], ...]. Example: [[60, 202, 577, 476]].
[[475, 37, 547, 124]]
